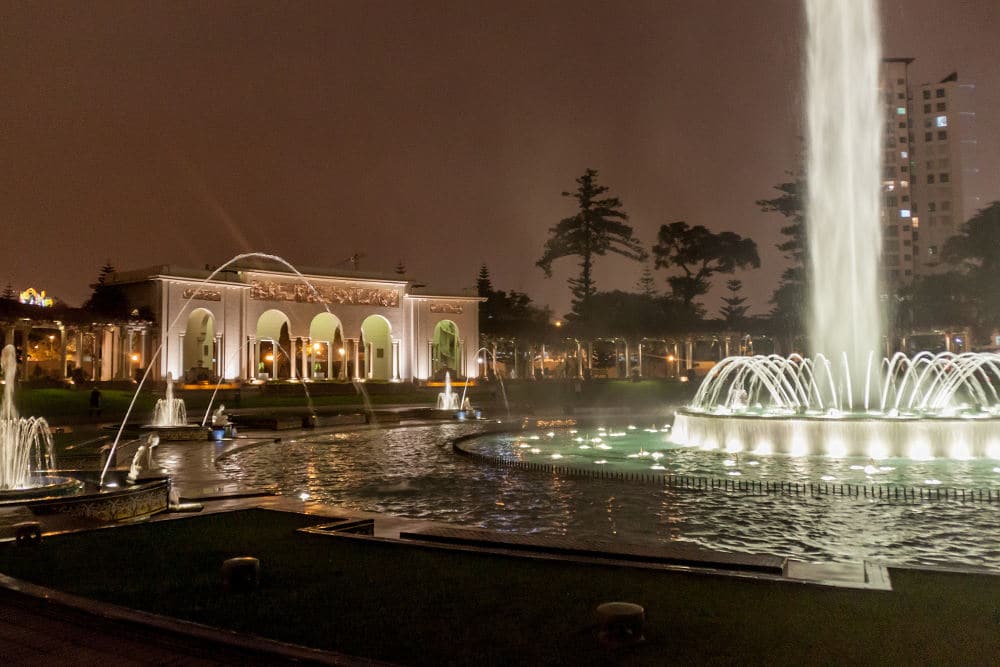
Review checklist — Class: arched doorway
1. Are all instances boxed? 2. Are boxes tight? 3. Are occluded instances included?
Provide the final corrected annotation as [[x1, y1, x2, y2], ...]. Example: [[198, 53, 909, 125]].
[[256, 309, 291, 380], [183, 308, 215, 382], [360, 315, 391, 380], [431, 320, 460, 379], [308, 313, 344, 380]]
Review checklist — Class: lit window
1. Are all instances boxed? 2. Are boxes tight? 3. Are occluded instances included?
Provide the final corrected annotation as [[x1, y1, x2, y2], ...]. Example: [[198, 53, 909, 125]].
[[912, 217, 919, 228], [900, 151, 908, 158], [900, 209, 911, 218], [896, 107, 906, 115], [936, 115, 948, 127], [929, 246, 938, 255], [900, 180, 909, 188]]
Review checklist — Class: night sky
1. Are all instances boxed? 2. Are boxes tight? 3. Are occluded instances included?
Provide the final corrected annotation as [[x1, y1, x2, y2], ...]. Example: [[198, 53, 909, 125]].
[[2, 1, 997, 316]]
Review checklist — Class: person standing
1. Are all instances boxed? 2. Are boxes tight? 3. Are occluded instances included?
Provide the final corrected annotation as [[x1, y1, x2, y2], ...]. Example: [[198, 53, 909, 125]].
[[89, 386, 102, 417]]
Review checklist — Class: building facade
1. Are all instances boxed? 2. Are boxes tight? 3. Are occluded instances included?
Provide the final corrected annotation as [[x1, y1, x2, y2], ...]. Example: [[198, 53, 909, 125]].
[[881, 60, 977, 283], [112, 264, 482, 384]]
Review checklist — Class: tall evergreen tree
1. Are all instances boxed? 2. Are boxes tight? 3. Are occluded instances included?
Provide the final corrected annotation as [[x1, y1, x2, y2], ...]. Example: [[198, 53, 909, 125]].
[[83, 260, 131, 318], [0, 283, 14, 301], [476, 264, 493, 297], [757, 178, 807, 329], [720, 279, 749, 327], [635, 264, 658, 297], [394, 260, 407, 276], [537, 169, 645, 332]]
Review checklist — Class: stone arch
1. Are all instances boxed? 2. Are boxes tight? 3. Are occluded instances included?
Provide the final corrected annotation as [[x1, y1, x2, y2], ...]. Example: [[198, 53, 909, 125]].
[[308, 312, 344, 379], [431, 319, 460, 378], [183, 308, 215, 381], [360, 315, 391, 380], [256, 309, 291, 380]]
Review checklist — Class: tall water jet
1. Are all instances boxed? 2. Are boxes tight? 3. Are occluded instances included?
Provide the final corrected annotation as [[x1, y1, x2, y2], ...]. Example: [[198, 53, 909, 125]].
[[0, 344, 55, 489], [805, 0, 884, 406], [152, 373, 187, 427]]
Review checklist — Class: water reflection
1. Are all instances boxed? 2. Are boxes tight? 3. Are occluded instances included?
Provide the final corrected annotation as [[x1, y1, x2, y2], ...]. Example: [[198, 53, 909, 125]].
[[218, 424, 1000, 571]]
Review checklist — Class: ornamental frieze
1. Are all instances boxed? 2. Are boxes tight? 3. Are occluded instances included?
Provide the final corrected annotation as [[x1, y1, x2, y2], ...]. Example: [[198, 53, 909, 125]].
[[430, 302, 464, 314], [182, 288, 222, 301], [249, 279, 399, 307]]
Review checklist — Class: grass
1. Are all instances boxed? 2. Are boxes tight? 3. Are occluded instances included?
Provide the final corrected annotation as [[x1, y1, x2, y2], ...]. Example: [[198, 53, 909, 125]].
[[0, 508, 997, 665]]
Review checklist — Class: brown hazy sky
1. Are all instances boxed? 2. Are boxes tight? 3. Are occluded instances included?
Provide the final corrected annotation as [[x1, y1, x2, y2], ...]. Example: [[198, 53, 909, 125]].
[[1, 1, 997, 315]]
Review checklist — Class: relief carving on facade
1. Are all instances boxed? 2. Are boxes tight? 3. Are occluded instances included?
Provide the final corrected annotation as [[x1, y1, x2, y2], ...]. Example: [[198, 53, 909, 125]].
[[430, 302, 464, 314], [181, 288, 222, 301], [249, 279, 399, 307]]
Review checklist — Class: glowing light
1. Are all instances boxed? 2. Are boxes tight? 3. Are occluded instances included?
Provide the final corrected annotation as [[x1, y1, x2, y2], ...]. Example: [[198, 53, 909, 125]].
[[821, 475, 835, 482], [596, 444, 611, 450], [550, 453, 563, 460], [924, 479, 942, 485], [530, 447, 541, 454], [130, 353, 140, 362], [594, 460, 608, 465], [650, 464, 665, 470], [299, 492, 310, 500]]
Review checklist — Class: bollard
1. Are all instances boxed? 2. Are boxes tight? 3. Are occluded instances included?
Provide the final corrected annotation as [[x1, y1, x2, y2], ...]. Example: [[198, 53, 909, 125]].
[[222, 556, 260, 592], [595, 601, 645, 649], [14, 521, 42, 546]]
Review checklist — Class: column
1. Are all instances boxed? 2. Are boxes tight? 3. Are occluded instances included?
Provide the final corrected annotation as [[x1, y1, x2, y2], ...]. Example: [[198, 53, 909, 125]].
[[301, 337, 310, 380], [426, 340, 434, 378], [512, 341, 518, 379], [576, 341, 584, 379], [59, 326, 68, 379], [351, 338, 360, 380], [214, 334, 222, 378], [623, 340, 630, 379], [338, 344, 347, 380], [685, 338, 694, 370], [327, 342, 333, 380], [289, 336, 297, 380], [391, 339, 400, 381], [491, 342, 498, 379], [637, 342, 644, 379], [252, 337, 260, 380], [457, 339, 465, 378], [366, 342, 373, 379]]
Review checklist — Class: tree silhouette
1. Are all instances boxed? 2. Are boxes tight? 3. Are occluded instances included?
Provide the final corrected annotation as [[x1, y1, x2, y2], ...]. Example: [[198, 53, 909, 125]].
[[537, 169, 645, 332], [758, 178, 806, 329], [635, 264, 658, 297], [82, 260, 131, 318], [652, 221, 759, 311], [720, 279, 749, 328]]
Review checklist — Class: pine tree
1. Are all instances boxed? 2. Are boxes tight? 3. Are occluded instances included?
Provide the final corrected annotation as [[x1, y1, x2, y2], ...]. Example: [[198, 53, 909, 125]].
[[394, 260, 406, 276], [635, 265, 657, 297], [0, 283, 14, 301], [476, 264, 493, 297], [83, 261, 130, 318], [720, 279, 749, 328], [537, 169, 646, 332]]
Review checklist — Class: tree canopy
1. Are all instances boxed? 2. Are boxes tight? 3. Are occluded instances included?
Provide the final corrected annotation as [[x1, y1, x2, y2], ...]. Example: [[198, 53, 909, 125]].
[[537, 169, 645, 332], [651, 221, 759, 311], [757, 178, 807, 331], [82, 260, 132, 319]]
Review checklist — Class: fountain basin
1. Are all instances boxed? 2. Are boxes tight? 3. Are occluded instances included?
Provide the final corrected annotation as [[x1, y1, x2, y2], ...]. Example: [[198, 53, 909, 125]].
[[0, 470, 171, 522], [106, 423, 212, 441], [0, 476, 84, 501], [672, 409, 1000, 459]]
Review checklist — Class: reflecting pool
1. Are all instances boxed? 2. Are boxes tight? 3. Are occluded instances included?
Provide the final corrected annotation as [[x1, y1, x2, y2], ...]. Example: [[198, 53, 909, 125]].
[[217, 423, 1000, 571]]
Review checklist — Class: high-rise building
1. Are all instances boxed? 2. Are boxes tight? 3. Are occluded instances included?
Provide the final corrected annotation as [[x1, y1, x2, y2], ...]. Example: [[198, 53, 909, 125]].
[[880, 61, 976, 283], [880, 58, 916, 286], [910, 72, 977, 275]]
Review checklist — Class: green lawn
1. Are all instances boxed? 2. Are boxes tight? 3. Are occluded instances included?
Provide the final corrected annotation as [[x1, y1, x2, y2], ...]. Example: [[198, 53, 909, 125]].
[[0, 508, 996, 665]]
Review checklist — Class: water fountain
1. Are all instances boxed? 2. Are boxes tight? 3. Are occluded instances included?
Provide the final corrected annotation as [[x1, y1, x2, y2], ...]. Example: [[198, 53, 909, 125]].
[[153, 373, 187, 426], [0, 343, 170, 516], [0, 344, 77, 498], [139, 373, 208, 440], [672, 0, 1000, 460], [436, 372, 461, 411]]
